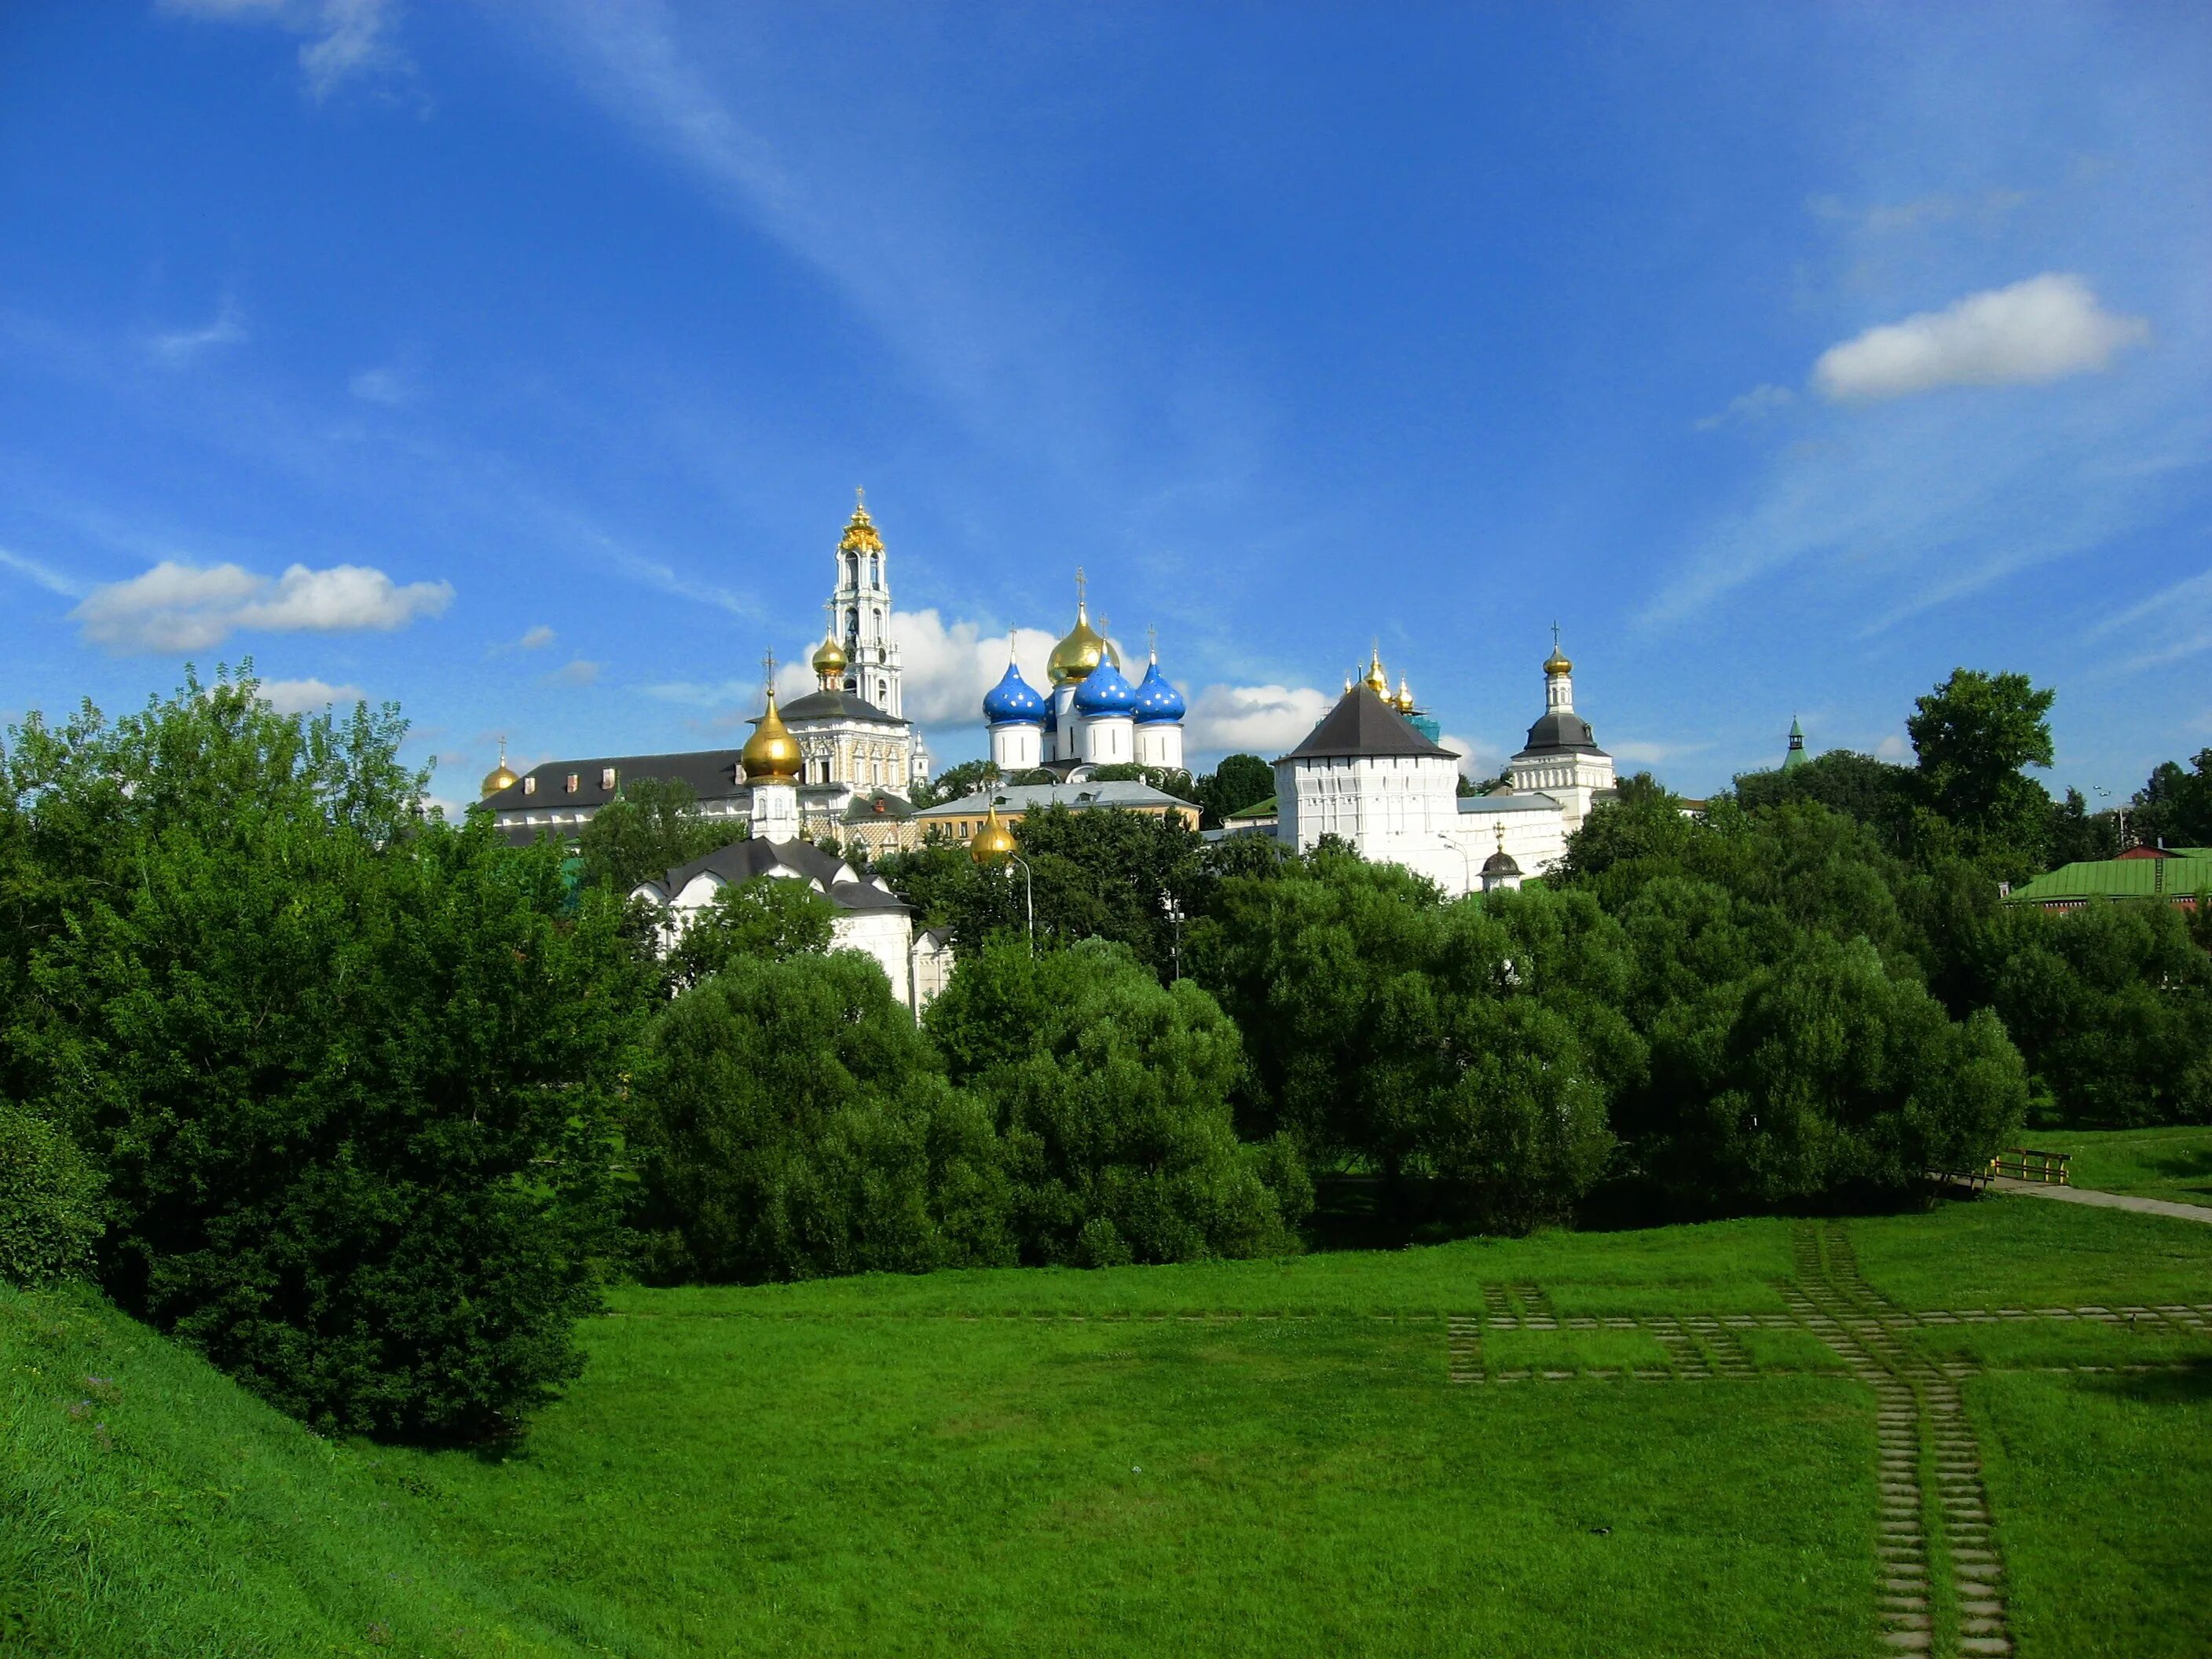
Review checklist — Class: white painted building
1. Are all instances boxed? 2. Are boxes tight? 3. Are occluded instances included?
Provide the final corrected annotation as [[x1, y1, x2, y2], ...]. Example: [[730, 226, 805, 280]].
[[631, 837, 952, 1015], [1272, 640, 1613, 897]]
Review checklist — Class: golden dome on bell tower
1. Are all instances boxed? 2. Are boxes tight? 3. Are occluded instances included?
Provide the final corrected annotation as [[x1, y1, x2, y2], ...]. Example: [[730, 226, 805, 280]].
[[838, 489, 884, 555], [811, 633, 848, 683]]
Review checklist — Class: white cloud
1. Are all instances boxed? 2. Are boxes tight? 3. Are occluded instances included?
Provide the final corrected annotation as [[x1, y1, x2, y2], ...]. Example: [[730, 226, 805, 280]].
[[0, 545, 84, 598], [1875, 734, 1911, 764], [261, 676, 365, 713], [545, 659, 602, 688], [1696, 383, 1795, 432], [148, 302, 247, 368], [1610, 739, 1716, 766], [71, 559, 452, 654], [1808, 189, 2030, 236], [1183, 683, 1333, 758], [518, 624, 556, 650], [1813, 274, 2149, 402], [160, 0, 408, 100], [887, 609, 1064, 727]]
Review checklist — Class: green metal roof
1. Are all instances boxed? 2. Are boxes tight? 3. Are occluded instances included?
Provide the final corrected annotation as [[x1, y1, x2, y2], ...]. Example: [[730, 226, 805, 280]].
[[1225, 795, 1278, 820], [2008, 856, 2212, 904]]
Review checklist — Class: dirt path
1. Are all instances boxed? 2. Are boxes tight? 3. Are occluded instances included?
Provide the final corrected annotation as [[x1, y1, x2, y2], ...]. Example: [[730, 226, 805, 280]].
[[1992, 1177, 2212, 1225]]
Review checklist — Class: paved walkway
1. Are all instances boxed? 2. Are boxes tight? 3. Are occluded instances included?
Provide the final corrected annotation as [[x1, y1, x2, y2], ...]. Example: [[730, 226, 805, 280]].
[[1992, 1177, 2212, 1225]]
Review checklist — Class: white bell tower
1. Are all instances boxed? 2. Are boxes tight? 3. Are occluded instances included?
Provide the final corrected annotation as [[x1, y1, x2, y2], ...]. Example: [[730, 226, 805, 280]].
[[829, 489, 903, 717]]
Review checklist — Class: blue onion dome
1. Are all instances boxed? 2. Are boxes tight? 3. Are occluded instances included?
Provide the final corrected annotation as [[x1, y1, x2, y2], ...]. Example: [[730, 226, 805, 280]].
[[1132, 657, 1187, 723], [1072, 658, 1138, 716], [982, 660, 1047, 725]]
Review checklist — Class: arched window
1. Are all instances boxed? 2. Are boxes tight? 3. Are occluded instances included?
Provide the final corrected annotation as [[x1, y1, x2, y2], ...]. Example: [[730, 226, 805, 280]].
[[846, 553, 859, 588], [869, 555, 880, 587], [846, 607, 859, 640]]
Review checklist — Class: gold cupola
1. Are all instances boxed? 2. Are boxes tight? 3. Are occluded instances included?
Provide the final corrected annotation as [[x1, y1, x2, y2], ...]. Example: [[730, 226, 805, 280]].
[[811, 632, 848, 687], [742, 687, 803, 785], [1363, 646, 1390, 698], [1396, 676, 1417, 716], [838, 490, 884, 555], [969, 804, 1018, 863], [480, 738, 520, 799], [1047, 568, 1110, 685], [1544, 624, 1572, 677]]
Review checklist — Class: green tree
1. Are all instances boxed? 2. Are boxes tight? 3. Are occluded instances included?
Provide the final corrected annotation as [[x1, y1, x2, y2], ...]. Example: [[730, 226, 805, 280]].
[[576, 775, 736, 892], [2132, 749, 2212, 849], [914, 759, 998, 808], [1908, 668, 2056, 879], [0, 1102, 103, 1285], [629, 951, 1013, 1282], [2, 670, 646, 1442], [665, 875, 837, 991], [1193, 753, 1274, 827], [2046, 787, 2122, 866], [927, 939, 1306, 1265], [1731, 749, 1918, 849]]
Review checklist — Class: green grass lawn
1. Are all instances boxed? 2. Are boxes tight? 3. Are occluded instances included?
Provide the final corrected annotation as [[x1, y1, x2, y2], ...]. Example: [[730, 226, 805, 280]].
[[2027, 1125, 2212, 1207], [5, 1196, 2208, 1657]]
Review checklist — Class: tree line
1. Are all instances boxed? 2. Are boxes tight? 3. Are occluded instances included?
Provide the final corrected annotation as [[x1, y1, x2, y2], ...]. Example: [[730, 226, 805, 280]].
[[2, 664, 2207, 1448]]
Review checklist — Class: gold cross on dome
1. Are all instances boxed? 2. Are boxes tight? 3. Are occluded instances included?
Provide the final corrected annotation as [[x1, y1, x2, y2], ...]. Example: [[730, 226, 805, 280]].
[[762, 650, 778, 695], [1075, 566, 1087, 610], [1551, 620, 1562, 651]]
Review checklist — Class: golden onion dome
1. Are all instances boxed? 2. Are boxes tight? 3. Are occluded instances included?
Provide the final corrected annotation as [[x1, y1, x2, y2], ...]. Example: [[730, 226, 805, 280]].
[[838, 493, 884, 555], [1047, 602, 1109, 685], [1544, 642, 1573, 676], [811, 634, 848, 676], [1363, 648, 1390, 697], [1396, 676, 1416, 715], [969, 804, 1018, 863], [741, 690, 803, 784], [481, 739, 519, 798]]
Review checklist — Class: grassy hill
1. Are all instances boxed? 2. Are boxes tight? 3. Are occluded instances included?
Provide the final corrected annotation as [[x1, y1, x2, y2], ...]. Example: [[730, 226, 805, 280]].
[[6, 1196, 2210, 1657]]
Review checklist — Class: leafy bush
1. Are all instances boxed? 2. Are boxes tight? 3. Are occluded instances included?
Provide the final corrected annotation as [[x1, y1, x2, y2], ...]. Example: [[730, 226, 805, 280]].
[[630, 950, 1013, 1282], [4, 672, 644, 1441], [928, 939, 1307, 1264], [0, 1103, 102, 1284], [577, 775, 738, 892], [665, 874, 837, 991]]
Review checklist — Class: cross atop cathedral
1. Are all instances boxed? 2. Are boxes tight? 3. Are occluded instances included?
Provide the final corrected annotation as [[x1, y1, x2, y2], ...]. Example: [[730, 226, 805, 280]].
[[1075, 566, 1086, 610], [761, 650, 778, 698], [855, 486, 866, 511], [1551, 620, 1562, 652]]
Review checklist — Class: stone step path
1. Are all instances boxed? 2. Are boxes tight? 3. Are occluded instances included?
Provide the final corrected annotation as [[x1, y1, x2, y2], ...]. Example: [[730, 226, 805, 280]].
[[1447, 1313, 1481, 1384], [1795, 1223, 2015, 1657], [1991, 1178, 2212, 1226]]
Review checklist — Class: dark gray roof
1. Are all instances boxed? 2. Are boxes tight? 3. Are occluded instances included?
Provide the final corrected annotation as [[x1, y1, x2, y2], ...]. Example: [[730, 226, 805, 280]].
[[477, 749, 747, 815], [645, 837, 910, 916], [841, 790, 917, 823], [1515, 709, 1607, 758], [778, 687, 906, 727], [1279, 686, 1459, 764]]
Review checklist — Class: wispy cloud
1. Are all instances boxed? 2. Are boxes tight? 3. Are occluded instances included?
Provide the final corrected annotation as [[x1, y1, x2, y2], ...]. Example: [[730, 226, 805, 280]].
[[2089, 565, 2212, 672], [518, 623, 556, 650], [71, 558, 453, 654], [1183, 683, 1332, 758], [1809, 189, 2030, 237], [1814, 274, 2148, 402], [1696, 383, 1795, 433], [0, 545, 86, 598], [542, 658, 602, 688], [347, 363, 416, 405], [147, 301, 247, 368], [160, 0, 412, 101]]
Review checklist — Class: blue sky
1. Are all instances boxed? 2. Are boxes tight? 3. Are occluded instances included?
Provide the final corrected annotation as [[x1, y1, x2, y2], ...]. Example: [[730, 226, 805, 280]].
[[2, 2, 2207, 810]]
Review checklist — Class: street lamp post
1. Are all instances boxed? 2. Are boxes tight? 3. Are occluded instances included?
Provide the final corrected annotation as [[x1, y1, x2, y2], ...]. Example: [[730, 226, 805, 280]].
[[1437, 832, 1473, 896]]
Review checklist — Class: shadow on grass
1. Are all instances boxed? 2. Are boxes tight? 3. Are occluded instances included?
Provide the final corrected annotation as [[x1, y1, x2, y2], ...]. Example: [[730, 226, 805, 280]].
[[2139, 1146, 2212, 1196], [1302, 1171, 1941, 1252], [2084, 1355, 2212, 1405]]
